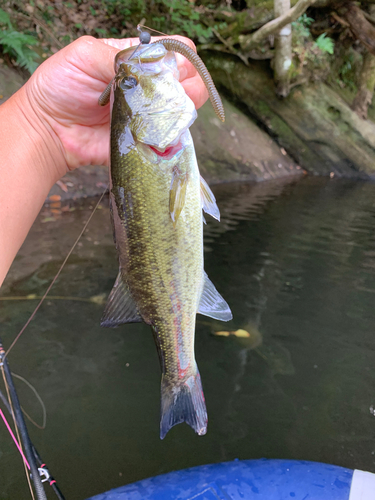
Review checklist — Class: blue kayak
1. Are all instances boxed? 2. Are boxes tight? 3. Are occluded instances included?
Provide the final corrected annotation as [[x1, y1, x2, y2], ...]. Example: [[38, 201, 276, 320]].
[[87, 458, 375, 500]]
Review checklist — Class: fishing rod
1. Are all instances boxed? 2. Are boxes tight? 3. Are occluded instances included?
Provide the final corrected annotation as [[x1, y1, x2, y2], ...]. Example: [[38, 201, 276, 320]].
[[0, 339, 66, 500], [0, 191, 107, 499], [2, 24, 204, 496]]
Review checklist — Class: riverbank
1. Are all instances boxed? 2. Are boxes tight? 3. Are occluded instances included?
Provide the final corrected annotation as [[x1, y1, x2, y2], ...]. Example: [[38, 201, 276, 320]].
[[203, 53, 375, 180], [1, 61, 302, 203], [3, 49, 375, 204]]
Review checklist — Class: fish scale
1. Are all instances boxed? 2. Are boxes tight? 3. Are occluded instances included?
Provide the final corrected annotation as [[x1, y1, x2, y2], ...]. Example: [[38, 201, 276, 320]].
[[100, 41, 232, 439], [111, 136, 203, 417]]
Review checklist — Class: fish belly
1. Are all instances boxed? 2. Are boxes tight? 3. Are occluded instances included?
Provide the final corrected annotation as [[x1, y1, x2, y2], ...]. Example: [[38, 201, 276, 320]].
[[111, 138, 207, 438]]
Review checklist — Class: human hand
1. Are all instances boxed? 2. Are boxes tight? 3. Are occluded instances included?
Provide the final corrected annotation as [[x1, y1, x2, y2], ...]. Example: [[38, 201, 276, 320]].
[[22, 35, 209, 175]]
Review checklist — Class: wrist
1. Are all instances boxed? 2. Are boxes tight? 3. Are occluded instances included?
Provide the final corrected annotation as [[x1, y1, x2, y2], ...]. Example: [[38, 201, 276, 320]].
[[0, 85, 67, 286], [10, 83, 68, 184]]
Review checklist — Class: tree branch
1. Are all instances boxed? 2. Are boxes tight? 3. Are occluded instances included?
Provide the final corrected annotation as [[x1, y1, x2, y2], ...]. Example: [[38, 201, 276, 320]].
[[212, 27, 250, 66], [363, 10, 375, 26], [240, 0, 318, 51], [340, 2, 375, 55]]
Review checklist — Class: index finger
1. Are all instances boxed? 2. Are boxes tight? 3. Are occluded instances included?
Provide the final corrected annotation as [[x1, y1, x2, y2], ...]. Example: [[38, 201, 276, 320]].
[[102, 34, 197, 80]]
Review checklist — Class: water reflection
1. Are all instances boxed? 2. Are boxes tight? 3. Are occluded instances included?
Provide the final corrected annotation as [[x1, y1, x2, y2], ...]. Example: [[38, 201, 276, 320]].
[[1, 177, 375, 500]]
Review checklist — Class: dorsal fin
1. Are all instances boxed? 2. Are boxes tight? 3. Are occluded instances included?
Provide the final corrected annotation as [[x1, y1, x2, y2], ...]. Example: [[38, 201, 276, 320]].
[[101, 271, 142, 327], [200, 176, 220, 221], [197, 272, 232, 321]]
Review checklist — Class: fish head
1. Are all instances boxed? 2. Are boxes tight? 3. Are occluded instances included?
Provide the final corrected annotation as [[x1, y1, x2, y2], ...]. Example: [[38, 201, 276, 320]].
[[112, 43, 197, 159]]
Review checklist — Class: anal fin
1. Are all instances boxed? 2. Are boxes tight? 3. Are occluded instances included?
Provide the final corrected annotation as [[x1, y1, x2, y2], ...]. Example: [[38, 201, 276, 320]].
[[197, 272, 232, 321], [101, 271, 142, 327]]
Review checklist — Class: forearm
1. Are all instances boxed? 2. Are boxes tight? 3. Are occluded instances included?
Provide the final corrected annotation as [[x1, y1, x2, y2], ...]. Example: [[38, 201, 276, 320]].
[[0, 34, 208, 288], [0, 86, 66, 286]]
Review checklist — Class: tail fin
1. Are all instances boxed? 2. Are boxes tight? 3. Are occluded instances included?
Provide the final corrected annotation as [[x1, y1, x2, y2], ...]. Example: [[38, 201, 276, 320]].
[[160, 370, 207, 439]]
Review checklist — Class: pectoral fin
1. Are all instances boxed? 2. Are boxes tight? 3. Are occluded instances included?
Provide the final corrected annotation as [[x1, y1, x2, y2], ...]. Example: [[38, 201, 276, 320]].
[[197, 272, 232, 321], [169, 170, 188, 227], [200, 176, 220, 222], [101, 271, 142, 327]]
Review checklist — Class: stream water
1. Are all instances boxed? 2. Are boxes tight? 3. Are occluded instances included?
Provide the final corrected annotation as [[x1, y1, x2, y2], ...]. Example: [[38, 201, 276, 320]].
[[1, 177, 375, 499]]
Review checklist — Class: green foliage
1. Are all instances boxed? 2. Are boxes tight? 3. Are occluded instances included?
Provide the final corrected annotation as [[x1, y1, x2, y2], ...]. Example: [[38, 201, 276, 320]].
[[0, 0, 217, 75], [291, 14, 334, 84], [156, 0, 212, 42], [338, 54, 357, 91], [0, 8, 39, 73], [299, 13, 314, 26], [315, 33, 334, 55], [0, 8, 11, 28], [102, 0, 145, 19], [292, 14, 314, 39], [97, 0, 213, 43]]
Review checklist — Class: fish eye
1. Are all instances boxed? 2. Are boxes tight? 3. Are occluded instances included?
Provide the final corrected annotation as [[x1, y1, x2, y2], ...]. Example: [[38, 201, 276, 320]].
[[120, 76, 138, 90]]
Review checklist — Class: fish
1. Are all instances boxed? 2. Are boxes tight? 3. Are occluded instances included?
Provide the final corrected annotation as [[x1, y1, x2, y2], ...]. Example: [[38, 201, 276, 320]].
[[99, 39, 232, 439]]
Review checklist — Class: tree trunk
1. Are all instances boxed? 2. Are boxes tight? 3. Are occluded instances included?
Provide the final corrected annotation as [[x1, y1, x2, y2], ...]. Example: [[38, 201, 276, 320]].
[[352, 52, 375, 120], [339, 2, 375, 56], [351, 4, 375, 119], [273, 0, 292, 97]]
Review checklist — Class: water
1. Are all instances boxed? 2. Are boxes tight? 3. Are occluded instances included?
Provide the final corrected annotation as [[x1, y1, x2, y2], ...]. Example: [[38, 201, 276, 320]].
[[1, 177, 375, 499]]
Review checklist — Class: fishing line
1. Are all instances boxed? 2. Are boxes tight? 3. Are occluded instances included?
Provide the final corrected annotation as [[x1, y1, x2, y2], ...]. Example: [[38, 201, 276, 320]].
[[0, 408, 31, 470], [0, 380, 65, 499], [0, 374, 44, 429], [5, 186, 108, 358], [1, 187, 107, 498], [1, 357, 36, 500], [123, 26, 152, 70], [0, 295, 105, 302], [129, 43, 141, 61], [0, 385, 11, 413], [12, 372, 47, 430], [137, 24, 168, 36]]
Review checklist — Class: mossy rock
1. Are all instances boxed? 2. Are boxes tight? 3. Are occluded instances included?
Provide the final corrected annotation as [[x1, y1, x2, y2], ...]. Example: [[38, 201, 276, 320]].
[[191, 96, 302, 184], [203, 52, 375, 179]]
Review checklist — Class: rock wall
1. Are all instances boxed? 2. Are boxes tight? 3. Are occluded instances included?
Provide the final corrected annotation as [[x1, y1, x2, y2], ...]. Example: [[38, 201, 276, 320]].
[[191, 96, 301, 184], [5, 50, 375, 195], [0, 64, 301, 201], [203, 52, 375, 179]]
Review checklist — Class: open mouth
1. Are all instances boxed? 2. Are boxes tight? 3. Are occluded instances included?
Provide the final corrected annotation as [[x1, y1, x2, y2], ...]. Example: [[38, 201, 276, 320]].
[[148, 141, 184, 160]]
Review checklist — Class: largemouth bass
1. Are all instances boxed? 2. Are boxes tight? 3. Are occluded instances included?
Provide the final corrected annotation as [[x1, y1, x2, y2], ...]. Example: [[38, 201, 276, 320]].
[[99, 39, 232, 439]]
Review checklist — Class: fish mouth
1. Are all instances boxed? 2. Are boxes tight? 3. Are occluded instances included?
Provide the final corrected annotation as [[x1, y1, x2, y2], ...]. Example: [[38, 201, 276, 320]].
[[145, 141, 184, 160]]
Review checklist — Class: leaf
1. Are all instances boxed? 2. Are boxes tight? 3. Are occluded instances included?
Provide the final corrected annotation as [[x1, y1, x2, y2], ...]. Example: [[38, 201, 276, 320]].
[[315, 33, 334, 55], [0, 8, 11, 28], [0, 30, 39, 73]]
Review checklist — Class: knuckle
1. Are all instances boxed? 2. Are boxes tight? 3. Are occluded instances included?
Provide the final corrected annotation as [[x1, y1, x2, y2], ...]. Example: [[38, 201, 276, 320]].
[[75, 35, 97, 47]]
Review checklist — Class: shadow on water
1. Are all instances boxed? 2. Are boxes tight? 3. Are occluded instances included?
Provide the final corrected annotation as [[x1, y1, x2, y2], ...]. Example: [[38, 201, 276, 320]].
[[2, 176, 375, 499]]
